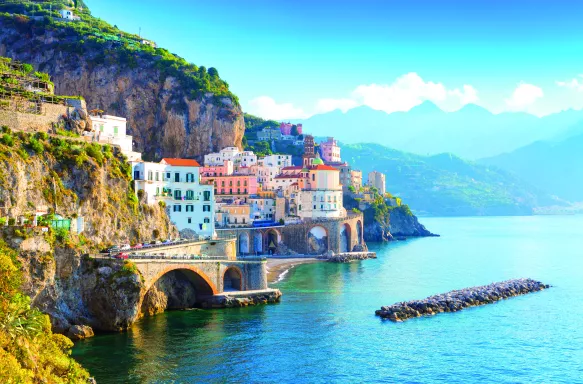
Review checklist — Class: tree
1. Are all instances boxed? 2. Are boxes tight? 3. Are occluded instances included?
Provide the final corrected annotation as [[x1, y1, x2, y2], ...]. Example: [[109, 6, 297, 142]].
[[208, 67, 219, 77], [291, 125, 299, 136]]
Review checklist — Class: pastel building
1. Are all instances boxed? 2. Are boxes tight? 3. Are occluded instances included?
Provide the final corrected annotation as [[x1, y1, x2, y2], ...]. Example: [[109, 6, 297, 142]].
[[215, 202, 250, 228], [90, 114, 141, 161], [368, 171, 386, 196], [279, 122, 302, 135], [131, 158, 215, 237], [204, 147, 257, 169], [202, 174, 259, 196], [257, 127, 282, 141], [261, 154, 292, 168], [201, 160, 234, 177], [320, 137, 341, 163]]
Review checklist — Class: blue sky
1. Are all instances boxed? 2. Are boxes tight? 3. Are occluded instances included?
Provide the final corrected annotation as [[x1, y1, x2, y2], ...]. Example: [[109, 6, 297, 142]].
[[87, 0, 583, 119]]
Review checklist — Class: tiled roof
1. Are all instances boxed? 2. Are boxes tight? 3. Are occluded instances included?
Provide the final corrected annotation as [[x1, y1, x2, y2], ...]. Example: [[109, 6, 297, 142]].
[[310, 165, 339, 171], [161, 158, 201, 167], [281, 166, 303, 171], [275, 174, 301, 179]]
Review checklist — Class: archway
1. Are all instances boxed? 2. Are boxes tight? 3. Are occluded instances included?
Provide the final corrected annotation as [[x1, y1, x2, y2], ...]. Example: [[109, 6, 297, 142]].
[[223, 267, 242, 291], [356, 220, 363, 244], [141, 267, 217, 315], [307, 225, 328, 254], [340, 223, 351, 253], [239, 232, 250, 255], [253, 232, 263, 255], [265, 229, 281, 255]]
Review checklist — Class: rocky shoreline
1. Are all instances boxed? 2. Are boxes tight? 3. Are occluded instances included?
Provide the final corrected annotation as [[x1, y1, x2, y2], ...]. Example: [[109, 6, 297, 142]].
[[326, 252, 377, 263], [376, 278, 550, 322], [201, 289, 282, 308]]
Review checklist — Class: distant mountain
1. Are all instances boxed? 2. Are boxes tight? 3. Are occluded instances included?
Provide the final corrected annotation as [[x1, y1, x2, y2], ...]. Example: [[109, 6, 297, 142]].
[[342, 143, 558, 216], [480, 134, 583, 202], [296, 103, 583, 160]]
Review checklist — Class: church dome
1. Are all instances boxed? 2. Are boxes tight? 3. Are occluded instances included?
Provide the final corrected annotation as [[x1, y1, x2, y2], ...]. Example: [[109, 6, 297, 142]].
[[312, 153, 324, 165]]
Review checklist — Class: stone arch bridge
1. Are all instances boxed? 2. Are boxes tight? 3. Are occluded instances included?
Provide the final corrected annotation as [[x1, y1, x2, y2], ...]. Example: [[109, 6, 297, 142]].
[[217, 212, 365, 256]]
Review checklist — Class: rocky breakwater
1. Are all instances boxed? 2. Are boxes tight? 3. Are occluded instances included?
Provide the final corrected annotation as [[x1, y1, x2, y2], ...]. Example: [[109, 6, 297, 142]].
[[376, 279, 550, 322], [201, 289, 282, 308], [326, 252, 377, 263]]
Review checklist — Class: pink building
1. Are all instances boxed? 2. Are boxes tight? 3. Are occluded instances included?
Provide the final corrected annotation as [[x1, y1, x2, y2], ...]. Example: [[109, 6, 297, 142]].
[[320, 137, 341, 163], [200, 160, 234, 177], [280, 122, 292, 135], [296, 124, 303, 135], [202, 175, 259, 196]]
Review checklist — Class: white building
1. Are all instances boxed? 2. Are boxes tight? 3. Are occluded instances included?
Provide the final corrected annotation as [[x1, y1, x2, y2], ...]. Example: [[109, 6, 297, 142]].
[[131, 158, 215, 237], [59, 9, 81, 20], [368, 171, 386, 196], [90, 114, 141, 161], [260, 154, 292, 168], [204, 147, 257, 169]]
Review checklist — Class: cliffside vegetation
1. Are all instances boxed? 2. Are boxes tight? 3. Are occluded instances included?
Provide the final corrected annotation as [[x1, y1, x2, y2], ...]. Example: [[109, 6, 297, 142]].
[[0, 1, 245, 160], [0, 126, 177, 247], [0, 1, 236, 105], [0, 240, 89, 383]]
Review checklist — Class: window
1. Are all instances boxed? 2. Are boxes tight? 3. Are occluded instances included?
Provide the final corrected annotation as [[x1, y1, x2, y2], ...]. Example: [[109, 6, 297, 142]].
[[229, 181, 233, 186], [299, 205, 302, 210], [186, 173, 194, 182], [173, 205, 181, 212], [203, 205, 211, 212], [244, 180, 248, 186], [155, 172, 159, 181], [186, 205, 193, 212], [234, 218, 238, 224], [237, 181, 241, 187], [221, 181, 225, 187], [186, 190, 194, 200], [148, 171, 153, 181], [113, 126, 118, 135], [156, 187, 159, 195], [99, 124, 104, 132], [174, 172, 180, 182], [166, 172, 171, 180], [174, 190, 182, 200], [237, 188, 240, 194], [204, 217, 210, 223], [312, 174, 315, 181], [321, 204, 324, 209], [203, 191, 211, 201], [313, 205, 316, 209], [229, 188, 233, 194], [242, 218, 246, 224]]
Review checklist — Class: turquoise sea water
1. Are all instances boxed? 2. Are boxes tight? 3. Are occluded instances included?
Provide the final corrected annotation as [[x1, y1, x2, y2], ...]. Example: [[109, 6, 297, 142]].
[[72, 216, 583, 383]]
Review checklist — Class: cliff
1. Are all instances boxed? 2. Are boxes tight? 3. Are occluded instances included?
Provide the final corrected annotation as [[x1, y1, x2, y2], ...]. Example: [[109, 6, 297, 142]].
[[0, 10, 244, 160], [344, 194, 436, 242], [0, 129, 178, 333]]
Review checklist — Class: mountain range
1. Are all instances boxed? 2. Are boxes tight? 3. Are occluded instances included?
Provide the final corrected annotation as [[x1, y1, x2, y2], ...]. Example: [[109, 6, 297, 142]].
[[480, 133, 583, 202], [340, 143, 561, 216], [296, 103, 583, 160]]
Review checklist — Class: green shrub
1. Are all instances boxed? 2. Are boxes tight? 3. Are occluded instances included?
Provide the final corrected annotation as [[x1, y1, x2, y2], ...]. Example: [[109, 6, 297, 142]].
[[54, 227, 70, 243], [35, 132, 48, 140], [1, 125, 10, 134], [1, 133, 14, 147], [8, 218, 15, 226], [85, 143, 104, 165], [17, 148, 28, 160], [28, 137, 44, 153]]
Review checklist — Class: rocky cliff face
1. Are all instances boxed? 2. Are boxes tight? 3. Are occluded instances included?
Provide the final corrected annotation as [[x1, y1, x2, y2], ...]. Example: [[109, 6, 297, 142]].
[[0, 23, 244, 160], [0, 132, 179, 333], [362, 206, 435, 242]]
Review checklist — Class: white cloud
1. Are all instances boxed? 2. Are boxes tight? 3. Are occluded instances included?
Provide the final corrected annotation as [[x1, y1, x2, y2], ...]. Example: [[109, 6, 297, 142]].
[[247, 96, 308, 120], [505, 83, 544, 110], [315, 73, 479, 115], [557, 75, 583, 92]]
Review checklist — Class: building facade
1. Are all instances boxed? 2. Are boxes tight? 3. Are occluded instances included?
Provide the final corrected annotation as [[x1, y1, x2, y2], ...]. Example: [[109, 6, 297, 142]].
[[367, 171, 386, 196], [131, 158, 215, 237], [320, 137, 342, 163], [89, 114, 141, 160], [204, 147, 257, 169]]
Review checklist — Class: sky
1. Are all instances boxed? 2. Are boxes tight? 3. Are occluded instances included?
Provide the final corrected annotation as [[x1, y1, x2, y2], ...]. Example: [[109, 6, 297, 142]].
[[86, 0, 583, 119]]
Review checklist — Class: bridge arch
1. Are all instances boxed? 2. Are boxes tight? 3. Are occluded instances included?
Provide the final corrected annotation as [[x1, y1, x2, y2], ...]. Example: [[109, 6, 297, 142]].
[[307, 225, 329, 255], [264, 228, 281, 254], [340, 223, 351, 253], [239, 232, 250, 255], [223, 266, 243, 291], [146, 265, 218, 295]]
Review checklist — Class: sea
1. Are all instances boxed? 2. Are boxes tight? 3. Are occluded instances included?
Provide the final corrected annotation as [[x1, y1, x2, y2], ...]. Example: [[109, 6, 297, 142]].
[[72, 216, 583, 383]]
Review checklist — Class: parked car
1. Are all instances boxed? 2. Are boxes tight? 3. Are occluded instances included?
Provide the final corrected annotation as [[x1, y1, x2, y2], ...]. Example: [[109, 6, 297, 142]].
[[132, 243, 143, 249], [108, 246, 120, 253], [162, 239, 172, 245], [120, 244, 131, 251], [115, 252, 129, 259]]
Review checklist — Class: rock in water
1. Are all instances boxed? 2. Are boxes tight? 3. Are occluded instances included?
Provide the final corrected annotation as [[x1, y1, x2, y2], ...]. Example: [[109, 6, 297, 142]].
[[67, 325, 95, 340], [375, 278, 550, 322]]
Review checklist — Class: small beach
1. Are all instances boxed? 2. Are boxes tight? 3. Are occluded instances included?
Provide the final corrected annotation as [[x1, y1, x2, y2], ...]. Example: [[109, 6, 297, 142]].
[[266, 257, 322, 283]]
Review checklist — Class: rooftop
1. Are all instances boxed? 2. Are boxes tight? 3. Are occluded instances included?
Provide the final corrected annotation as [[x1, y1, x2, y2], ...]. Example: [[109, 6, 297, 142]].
[[161, 158, 201, 167]]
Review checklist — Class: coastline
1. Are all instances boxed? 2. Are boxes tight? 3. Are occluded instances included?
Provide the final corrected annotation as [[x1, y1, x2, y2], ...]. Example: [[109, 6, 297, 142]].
[[266, 258, 322, 283]]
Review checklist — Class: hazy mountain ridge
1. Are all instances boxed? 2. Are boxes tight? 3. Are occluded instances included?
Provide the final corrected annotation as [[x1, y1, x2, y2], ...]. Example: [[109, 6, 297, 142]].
[[480, 133, 583, 202], [296, 103, 583, 160], [342, 143, 558, 216]]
